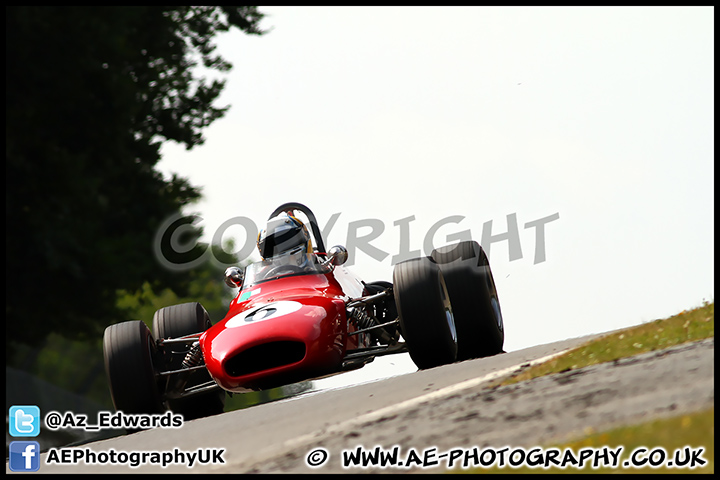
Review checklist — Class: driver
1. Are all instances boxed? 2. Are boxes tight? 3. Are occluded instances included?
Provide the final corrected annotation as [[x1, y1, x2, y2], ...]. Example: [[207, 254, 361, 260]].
[[257, 212, 313, 259], [254, 213, 318, 278], [226, 212, 321, 288]]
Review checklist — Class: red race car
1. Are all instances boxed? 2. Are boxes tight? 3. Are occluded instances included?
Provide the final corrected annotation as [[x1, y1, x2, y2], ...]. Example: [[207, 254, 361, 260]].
[[103, 202, 504, 420]]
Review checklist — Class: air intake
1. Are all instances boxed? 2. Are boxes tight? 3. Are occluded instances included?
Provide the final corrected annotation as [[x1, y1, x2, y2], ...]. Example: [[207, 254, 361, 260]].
[[224, 341, 306, 377]]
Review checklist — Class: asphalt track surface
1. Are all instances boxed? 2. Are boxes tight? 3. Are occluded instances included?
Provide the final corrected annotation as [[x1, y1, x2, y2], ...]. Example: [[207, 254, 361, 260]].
[[9, 333, 714, 474]]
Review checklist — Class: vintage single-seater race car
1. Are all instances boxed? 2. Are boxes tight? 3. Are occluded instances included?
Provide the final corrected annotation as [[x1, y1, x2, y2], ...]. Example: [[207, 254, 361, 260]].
[[103, 202, 505, 421]]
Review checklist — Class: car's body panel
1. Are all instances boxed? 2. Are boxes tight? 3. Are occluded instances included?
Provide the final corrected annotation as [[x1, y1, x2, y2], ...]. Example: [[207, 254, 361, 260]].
[[200, 268, 372, 391]]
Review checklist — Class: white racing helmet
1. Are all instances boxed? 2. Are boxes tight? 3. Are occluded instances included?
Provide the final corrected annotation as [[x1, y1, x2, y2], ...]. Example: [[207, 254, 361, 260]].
[[256, 213, 312, 259]]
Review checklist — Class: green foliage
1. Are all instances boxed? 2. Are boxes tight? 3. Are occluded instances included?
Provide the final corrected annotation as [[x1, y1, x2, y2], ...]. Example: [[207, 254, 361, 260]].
[[13, 248, 244, 408], [11, 334, 113, 409], [5, 6, 266, 359], [115, 252, 238, 328]]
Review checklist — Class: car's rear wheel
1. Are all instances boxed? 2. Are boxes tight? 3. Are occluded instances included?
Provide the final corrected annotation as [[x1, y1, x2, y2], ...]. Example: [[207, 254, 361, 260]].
[[393, 257, 457, 369], [153, 302, 225, 419], [431, 241, 504, 360], [153, 302, 212, 347], [103, 320, 164, 417]]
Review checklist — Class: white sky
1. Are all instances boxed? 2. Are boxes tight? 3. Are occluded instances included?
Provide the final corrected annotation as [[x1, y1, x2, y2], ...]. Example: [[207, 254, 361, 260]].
[[157, 7, 714, 382]]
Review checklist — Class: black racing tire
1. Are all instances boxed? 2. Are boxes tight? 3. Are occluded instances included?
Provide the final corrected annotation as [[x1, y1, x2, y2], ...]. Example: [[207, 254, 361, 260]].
[[103, 320, 164, 417], [393, 257, 457, 369], [152, 302, 225, 419], [153, 302, 212, 353], [364, 280, 392, 291], [431, 241, 504, 360]]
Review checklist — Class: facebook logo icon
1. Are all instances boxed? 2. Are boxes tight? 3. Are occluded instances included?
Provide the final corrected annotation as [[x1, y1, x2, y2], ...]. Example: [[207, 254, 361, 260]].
[[9, 441, 41, 472]]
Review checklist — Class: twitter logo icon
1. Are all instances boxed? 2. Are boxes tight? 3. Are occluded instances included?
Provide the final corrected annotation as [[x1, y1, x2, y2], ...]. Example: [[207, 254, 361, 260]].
[[9, 405, 41, 437]]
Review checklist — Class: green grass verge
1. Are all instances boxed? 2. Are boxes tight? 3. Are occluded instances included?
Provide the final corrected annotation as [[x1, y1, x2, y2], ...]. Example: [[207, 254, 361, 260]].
[[454, 301, 714, 474], [455, 408, 713, 474], [497, 301, 713, 387]]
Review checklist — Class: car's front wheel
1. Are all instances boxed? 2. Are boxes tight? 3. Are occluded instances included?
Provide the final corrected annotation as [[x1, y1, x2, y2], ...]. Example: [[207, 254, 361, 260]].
[[103, 320, 164, 418]]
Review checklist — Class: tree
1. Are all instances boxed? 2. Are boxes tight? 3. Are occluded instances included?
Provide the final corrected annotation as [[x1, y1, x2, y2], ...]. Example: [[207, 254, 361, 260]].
[[6, 6, 266, 358]]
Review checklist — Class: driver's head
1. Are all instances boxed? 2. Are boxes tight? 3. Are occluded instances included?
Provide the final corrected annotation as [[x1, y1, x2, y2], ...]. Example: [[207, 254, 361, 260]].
[[257, 213, 312, 259]]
